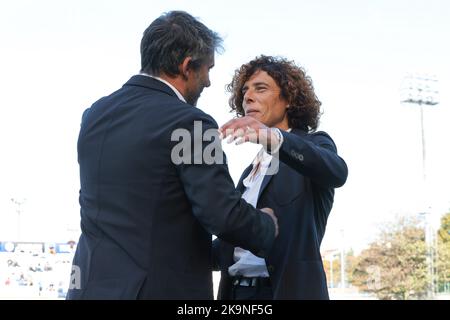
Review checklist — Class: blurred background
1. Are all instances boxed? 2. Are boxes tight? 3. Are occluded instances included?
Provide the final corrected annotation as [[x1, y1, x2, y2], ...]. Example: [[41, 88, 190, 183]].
[[0, 0, 449, 299]]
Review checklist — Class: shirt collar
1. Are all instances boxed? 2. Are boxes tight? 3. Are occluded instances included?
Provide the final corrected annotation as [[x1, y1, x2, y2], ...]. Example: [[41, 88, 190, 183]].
[[139, 73, 186, 103]]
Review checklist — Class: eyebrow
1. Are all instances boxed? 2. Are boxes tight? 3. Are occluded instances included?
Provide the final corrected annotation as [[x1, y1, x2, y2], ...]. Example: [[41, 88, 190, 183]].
[[252, 82, 269, 87], [242, 81, 269, 92]]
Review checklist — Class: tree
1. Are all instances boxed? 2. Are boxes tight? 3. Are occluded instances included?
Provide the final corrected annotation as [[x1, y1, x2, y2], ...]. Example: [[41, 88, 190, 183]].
[[436, 212, 450, 292], [351, 216, 428, 300], [323, 250, 357, 288]]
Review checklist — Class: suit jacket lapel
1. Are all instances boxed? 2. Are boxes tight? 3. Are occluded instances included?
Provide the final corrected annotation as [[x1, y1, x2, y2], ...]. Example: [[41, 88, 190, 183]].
[[258, 173, 273, 200], [257, 129, 305, 199], [236, 165, 253, 193], [236, 161, 274, 202], [238, 129, 307, 203]]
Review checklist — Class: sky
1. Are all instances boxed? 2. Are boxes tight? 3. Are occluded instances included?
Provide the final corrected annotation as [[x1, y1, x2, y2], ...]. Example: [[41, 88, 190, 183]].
[[0, 0, 449, 253]]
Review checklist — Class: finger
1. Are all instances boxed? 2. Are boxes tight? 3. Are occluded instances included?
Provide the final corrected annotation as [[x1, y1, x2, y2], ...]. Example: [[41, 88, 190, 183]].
[[232, 132, 258, 145], [220, 117, 263, 141], [235, 135, 252, 145], [219, 121, 242, 140], [220, 127, 237, 140], [226, 134, 235, 144], [226, 127, 246, 144], [235, 120, 265, 139], [245, 131, 259, 144], [217, 129, 224, 140], [234, 136, 245, 145]]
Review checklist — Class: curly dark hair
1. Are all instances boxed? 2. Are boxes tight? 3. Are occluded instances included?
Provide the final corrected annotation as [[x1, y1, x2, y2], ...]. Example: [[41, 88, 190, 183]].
[[227, 55, 322, 132]]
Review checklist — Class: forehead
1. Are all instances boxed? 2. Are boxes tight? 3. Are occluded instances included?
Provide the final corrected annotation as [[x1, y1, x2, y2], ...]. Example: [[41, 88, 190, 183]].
[[244, 70, 278, 87], [198, 55, 215, 69]]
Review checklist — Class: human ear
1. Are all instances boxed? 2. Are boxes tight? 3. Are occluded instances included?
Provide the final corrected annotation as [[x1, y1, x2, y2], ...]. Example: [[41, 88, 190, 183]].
[[179, 57, 193, 80]]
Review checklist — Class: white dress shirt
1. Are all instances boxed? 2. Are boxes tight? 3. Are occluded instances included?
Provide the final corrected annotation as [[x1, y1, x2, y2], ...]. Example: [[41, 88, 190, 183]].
[[227, 149, 273, 277], [228, 128, 290, 278], [139, 72, 186, 103]]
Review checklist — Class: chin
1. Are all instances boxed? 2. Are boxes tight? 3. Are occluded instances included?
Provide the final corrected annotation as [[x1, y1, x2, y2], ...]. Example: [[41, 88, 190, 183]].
[[247, 114, 261, 121], [186, 96, 199, 106]]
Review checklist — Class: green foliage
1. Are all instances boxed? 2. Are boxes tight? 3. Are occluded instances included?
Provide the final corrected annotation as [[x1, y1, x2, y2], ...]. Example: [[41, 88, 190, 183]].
[[437, 212, 450, 243], [351, 216, 429, 300], [437, 212, 450, 291], [323, 251, 356, 288]]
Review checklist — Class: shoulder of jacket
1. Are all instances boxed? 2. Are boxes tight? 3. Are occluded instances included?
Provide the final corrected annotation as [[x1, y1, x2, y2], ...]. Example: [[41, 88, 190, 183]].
[[178, 106, 218, 129]]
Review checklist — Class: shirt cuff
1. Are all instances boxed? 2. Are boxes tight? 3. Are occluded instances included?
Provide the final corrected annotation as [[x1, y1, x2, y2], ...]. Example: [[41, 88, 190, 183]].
[[267, 128, 284, 154]]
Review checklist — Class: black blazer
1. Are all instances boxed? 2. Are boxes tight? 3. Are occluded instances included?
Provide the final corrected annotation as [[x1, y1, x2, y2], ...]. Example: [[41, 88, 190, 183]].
[[67, 75, 275, 299], [214, 129, 348, 300]]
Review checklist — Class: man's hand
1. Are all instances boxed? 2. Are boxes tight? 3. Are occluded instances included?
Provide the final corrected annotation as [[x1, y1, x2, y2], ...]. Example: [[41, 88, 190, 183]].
[[218, 116, 281, 152], [260, 207, 279, 237]]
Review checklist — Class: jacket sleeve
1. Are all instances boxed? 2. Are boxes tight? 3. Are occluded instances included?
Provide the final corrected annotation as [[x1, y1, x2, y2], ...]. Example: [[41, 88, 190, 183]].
[[174, 112, 275, 258], [278, 130, 348, 188], [212, 238, 220, 271]]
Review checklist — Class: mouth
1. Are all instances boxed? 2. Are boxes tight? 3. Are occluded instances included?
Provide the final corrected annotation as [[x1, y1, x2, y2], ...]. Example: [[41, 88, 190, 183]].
[[245, 109, 259, 116]]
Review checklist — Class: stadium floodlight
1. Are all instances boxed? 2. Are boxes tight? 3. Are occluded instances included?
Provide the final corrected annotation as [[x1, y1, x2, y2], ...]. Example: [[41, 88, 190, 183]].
[[400, 73, 439, 299]]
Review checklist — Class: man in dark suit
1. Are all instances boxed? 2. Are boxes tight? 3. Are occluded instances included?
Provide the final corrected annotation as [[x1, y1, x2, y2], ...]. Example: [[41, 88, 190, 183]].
[[215, 55, 348, 299], [67, 11, 278, 300]]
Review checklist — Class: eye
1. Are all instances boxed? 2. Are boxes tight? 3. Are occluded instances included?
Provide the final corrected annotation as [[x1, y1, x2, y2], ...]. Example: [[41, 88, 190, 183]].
[[256, 87, 267, 92]]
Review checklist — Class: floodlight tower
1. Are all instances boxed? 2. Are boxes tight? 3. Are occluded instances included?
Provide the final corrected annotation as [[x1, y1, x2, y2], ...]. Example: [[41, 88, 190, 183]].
[[400, 73, 439, 298]]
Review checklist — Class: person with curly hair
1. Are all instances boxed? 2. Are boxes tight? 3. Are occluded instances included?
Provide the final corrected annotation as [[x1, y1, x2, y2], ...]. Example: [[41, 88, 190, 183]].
[[214, 55, 348, 299]]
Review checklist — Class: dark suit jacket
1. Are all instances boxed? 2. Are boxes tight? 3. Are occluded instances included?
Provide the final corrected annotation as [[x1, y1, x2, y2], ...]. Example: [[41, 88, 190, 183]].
[[214, 129, 348, 300], [67, 75, 275, 300]]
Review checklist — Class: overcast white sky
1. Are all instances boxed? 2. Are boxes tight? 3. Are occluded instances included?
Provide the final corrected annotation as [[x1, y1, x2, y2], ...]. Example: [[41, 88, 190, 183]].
[[1, 0, 449, 252]]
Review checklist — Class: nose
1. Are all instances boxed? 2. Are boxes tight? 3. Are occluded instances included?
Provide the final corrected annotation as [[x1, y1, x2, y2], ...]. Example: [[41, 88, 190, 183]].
[[243, 89, 254, 105], [204, 74, 211, 88]]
